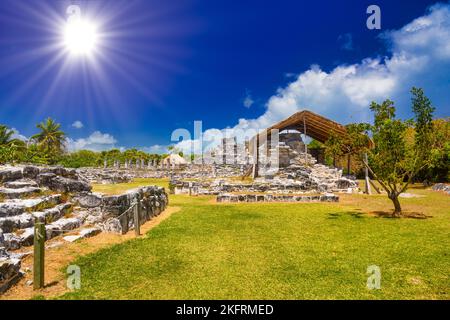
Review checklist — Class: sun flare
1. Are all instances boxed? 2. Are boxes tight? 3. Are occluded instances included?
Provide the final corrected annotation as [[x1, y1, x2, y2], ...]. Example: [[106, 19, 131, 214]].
[[63, 19, 98, 56]]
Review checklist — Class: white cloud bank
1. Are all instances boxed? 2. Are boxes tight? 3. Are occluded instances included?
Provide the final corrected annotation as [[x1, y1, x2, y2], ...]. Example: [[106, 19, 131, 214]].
[[234, 3, 450, 130], [66, 131, 118, 152], [168, 3, 450, 155]]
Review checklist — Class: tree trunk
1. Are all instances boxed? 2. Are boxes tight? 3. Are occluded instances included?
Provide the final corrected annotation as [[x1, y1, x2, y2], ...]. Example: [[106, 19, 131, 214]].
[[347, 154, 351, 176], [389, 193, 402, 217]]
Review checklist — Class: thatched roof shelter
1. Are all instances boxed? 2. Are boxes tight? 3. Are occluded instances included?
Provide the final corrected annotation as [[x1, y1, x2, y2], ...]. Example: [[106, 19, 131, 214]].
[[162, 153, 188, 166], [249, 110, 349, 153]]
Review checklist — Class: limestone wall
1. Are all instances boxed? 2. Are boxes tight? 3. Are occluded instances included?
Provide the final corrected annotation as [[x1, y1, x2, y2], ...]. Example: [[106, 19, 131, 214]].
[[216, 193, 339, 203], [97, 186, 168, 234]]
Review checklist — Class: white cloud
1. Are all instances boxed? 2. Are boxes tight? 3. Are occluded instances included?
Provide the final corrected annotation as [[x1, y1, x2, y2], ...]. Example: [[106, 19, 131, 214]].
[[66, 131, 117, 152], [243, 90, 254, 108], [10, 128, 28, 141], [232, 3, 450, 128], [173, 3, 450, 153], [71, 120, 84, 129]]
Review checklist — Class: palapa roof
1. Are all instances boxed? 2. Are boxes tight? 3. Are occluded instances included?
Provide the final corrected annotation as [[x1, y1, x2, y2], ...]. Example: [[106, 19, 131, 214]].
[[250, 110, 348, 151], [162, 153, 188, 165]]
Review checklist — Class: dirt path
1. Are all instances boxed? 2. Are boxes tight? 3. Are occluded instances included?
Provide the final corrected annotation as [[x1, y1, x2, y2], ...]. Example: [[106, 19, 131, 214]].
[[0, 206, 181, 300]]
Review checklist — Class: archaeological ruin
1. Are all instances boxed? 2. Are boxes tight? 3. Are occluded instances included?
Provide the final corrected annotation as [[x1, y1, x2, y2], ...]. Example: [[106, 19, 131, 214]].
[[1, 110, 363, 294]]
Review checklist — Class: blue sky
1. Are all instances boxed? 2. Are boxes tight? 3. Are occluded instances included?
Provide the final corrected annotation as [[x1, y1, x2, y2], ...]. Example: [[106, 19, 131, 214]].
[[0, 0, 449, 152]]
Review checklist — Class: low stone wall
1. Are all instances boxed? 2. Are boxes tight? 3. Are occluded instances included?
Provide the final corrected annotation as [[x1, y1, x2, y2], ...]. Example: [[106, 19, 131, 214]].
[[432, 183, 450, 194], [216, 193, 339, 203], [171, 177, 355, 196], [0, 257, 22, 294], [96, 186, 168, 234]]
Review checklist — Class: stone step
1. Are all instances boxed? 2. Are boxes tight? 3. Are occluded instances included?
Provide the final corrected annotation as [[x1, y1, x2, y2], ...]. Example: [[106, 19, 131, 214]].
[[0, 203, 73, 233], [0, 258, 22, 294], [45, 217, 82, 240], [0, 168, 23, 183], [0, 194, 62, 218], [1, 217, 82, 250], [3, 180, 38, 189], [0, 213, 34, 233], [0, 186, 42, 199], [63, 227, 102, 242]]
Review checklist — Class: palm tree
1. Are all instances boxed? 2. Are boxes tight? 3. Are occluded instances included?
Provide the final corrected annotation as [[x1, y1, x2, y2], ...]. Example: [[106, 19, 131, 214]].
[[0, 125, 15, 146], [31, 118, 66, 153], [0, 124, 24, 147]]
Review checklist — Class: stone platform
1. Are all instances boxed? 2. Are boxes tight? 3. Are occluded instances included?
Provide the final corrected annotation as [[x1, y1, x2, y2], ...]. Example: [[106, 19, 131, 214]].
[[216, 193, 339, 203]]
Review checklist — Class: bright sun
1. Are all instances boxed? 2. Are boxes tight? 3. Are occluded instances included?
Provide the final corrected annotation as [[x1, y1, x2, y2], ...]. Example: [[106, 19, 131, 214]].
[[64, 19, 98, 56]]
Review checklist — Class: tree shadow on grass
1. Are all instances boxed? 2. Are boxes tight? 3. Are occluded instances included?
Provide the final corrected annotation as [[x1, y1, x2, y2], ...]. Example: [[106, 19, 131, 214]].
[[327, 211, 365, 219], [328, 211, 431, 220], [370, 211, 432, 219]]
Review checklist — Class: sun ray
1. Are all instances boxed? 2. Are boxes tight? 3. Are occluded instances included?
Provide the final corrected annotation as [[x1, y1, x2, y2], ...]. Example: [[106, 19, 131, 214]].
[[0, 0, 197, 129]]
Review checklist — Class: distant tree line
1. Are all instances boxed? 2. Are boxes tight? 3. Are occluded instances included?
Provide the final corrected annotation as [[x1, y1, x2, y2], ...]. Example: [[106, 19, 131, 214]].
[[0, 118, 166, 168]]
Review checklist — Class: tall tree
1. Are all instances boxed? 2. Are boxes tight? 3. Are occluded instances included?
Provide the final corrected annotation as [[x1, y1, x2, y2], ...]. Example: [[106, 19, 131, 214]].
[[325, 88, 437, 216], [0, 125, 21, 146], [363, 88, 436, 216], [31, 118, 66, 155]]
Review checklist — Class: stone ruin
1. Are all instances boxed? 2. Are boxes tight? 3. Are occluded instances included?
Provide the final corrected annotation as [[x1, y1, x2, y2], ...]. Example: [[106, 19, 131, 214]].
[[170, 131, 357, 202], [76, 168, 133, 184], [432, 183, 450, 194], [0, 165, 168, 294]]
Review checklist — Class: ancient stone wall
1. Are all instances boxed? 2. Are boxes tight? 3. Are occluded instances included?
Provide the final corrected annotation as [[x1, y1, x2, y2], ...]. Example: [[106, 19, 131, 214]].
[[96, 186, 168, 234], [216, 193, 339, 203]]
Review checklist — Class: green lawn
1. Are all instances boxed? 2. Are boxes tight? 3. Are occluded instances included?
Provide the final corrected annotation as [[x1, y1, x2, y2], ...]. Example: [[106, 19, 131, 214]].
[[91, 178, 170, 195], [61, 179, 450, 299]]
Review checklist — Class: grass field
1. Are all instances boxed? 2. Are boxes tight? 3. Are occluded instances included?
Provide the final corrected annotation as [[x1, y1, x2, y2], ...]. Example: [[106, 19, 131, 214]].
[[58, 179, 450, 299], [91, 178, 170, 195]]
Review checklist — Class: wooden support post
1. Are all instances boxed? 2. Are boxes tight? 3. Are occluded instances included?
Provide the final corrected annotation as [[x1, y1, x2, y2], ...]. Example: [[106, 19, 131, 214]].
[[369, 179, 381, 194], [222, 138, 226, 165], [134, 201, 140, 237], [252, 133, 259, 178], [33, 221, 45, 290], [347, 153, 351, 176], [364, 153, 372, 195], [303, 115, 308, 164]]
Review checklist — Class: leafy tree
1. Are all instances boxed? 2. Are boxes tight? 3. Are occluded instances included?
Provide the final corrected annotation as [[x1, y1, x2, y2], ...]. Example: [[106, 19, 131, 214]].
[[31, 118, 66, 161], [324, 131, 344, 167], [363, 88, 436, 216], [0, 125, 16, 146], [416, 117, 449, 183], [324, 124, 370, 170], [0, 125, 27, 164], [59, 150, 102, 168], [308, 139, 324, 149], [326, 88, 438, 216]]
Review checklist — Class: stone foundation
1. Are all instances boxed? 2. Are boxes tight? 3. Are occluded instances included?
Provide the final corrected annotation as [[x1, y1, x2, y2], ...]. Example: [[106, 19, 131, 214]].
[[216, 193, 339, 203]]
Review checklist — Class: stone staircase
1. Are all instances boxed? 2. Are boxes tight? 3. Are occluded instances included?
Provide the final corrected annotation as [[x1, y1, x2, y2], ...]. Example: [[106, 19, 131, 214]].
[[0, 165, 169, 294], [0, 166, 95, 252], [0, 165, 95, 293]]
